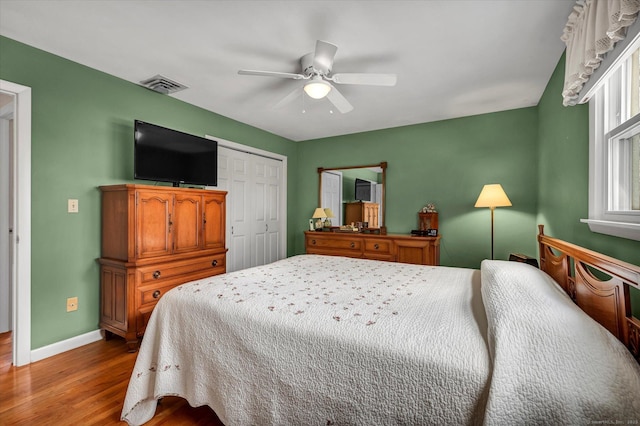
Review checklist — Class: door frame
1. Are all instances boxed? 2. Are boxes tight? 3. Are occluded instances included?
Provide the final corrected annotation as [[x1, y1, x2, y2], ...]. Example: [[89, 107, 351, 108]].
[[0, 80, 32, 367], [205, 135, 287, 265]]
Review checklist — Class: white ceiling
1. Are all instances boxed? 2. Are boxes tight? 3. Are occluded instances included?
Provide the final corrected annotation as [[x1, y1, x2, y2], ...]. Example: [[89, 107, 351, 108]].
[[0, 0, 575, 142]]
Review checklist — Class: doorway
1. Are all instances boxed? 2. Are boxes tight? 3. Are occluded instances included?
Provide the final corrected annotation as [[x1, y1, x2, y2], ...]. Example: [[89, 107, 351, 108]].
[[0, 80, 32, 367], [0, 92, 13, 335], [321, 170, 343, 226]]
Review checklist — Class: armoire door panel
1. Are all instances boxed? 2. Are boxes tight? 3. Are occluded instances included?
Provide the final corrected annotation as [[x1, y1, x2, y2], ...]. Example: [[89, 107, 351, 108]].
[[136, 191, 172, 258], [173, 194, 201, 253], [203, 193, 225, 250]]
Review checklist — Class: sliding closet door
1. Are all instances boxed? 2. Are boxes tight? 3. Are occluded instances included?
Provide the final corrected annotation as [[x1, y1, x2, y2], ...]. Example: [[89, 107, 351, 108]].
[[252, 156, 282, 267], [217, 147, 251, 272], [217, 146, 284, 272]]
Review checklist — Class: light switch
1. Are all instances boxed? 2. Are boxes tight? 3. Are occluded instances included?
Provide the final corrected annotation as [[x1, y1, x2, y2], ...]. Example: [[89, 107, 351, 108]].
[[68, 199, 78, 213]]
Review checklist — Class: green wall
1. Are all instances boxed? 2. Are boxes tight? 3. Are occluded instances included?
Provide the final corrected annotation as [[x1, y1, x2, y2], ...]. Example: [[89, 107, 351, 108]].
[[296, 108, 540, 268], [0, 36, 298, 349], [3, 34, 639, 352], [537, 52, 640, 266], [537, 53, 640, 309]]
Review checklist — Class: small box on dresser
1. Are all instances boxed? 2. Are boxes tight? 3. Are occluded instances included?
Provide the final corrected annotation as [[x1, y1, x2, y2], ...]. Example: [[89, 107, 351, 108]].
[[99, 184, 227, 351]]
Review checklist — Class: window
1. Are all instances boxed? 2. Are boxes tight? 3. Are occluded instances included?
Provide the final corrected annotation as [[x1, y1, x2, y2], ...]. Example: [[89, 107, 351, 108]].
[[584, 39, 640, 241]]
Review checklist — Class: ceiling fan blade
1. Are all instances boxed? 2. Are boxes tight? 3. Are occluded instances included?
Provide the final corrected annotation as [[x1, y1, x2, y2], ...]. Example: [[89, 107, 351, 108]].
[[238, 69, 306, 80], [330, 73, 397, 86], [273, 86, 301, 109], [313, 40, 338, 71], [325, 83, 353, 114]]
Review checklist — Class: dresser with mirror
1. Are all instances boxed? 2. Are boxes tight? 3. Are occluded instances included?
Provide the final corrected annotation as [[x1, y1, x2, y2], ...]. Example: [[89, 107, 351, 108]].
[[307, 162, 440, 266]]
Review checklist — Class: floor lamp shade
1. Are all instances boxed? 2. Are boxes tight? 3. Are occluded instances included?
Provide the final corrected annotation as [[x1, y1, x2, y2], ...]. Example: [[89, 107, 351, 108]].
[[474, 184, 512, 209], [475, 184, 512, 259]]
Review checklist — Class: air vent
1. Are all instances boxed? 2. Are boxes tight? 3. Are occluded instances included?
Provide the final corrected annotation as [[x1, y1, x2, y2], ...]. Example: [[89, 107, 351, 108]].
[[139, 75, 188, 94]]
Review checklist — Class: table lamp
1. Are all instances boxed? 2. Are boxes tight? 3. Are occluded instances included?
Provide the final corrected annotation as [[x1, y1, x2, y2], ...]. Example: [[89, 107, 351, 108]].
[[312, 208, 327, 231], [323, 208, 334, 228]]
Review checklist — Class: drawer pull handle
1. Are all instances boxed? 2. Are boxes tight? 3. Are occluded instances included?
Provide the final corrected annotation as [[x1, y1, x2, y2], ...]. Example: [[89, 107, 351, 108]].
[[212, 259, 218, 267], [350, 242, 355, 248], [312, 239, 316, 245], [152, 290, 161, 299], [152, 270, 161, 279], [374, 244, 379, 250]]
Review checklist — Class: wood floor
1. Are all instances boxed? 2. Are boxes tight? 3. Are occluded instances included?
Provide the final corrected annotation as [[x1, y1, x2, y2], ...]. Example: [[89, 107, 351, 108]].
[[0, 331, 225, 425]]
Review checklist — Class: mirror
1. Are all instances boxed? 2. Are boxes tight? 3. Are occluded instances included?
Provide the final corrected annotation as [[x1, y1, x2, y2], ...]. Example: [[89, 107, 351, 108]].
[[318, 162, 387, 234]]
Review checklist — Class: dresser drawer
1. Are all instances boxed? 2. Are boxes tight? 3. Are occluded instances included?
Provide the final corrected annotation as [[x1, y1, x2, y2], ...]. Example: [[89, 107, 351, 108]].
[[138, 253, 225, 286], [136, 280, 179, 336], [139, 282, 179, 306], [364, 238, 392, 255], [135, 253, 226, 336], [304, 231, 440, 266], [306, 235, 362, 251], [136, 253, 225, 310]]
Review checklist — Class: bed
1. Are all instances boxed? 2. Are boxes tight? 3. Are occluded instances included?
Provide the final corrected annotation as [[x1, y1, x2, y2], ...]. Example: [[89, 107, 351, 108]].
[[121, 226, 640, 425]]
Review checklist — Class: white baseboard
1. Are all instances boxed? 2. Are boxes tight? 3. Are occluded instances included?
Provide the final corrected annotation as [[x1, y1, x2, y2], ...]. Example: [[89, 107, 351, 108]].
[[30, 329, 103, 363]]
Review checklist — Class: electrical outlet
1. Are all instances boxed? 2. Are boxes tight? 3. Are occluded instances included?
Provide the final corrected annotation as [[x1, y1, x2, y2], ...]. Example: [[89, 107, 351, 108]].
[[67, 297, 78, 312], [68, 199, 79, 213]]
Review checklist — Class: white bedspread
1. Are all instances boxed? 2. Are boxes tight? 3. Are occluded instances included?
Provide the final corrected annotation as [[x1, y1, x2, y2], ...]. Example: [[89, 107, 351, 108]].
[[122, 255, 490, 425], [121, 256, 640, 425], [481, 260, 640, 424]]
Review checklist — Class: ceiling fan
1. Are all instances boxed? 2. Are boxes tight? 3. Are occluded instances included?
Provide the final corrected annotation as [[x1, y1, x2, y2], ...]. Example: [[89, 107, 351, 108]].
[[238, 40, 397, 113]]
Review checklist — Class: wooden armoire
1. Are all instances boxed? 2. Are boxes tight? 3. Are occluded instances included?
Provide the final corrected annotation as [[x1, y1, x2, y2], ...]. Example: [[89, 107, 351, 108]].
[[98, 184, 227, 351]]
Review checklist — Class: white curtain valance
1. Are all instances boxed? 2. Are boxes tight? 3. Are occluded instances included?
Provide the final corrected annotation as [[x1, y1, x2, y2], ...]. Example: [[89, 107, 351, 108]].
[[562, 0, 640, 106]]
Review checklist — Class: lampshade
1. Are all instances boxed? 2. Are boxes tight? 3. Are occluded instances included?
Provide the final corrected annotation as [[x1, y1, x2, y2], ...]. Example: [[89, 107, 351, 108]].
[[312, 207, 328, 219], [304, 78, 332, 99], [323, 208, 334, 218], [474, 184, 512, 208]]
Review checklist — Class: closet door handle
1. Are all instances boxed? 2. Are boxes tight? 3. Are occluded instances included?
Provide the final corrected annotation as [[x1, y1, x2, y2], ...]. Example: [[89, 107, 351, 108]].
[[153, 270, 161, 279]]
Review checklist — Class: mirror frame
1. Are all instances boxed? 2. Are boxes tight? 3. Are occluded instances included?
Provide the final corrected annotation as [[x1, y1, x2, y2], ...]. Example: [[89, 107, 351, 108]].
[[318, 161, 387, 234]]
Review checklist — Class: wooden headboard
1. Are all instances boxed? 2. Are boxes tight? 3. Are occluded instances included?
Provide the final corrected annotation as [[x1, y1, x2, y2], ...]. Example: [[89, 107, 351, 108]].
[[538, 225, 640, 362]]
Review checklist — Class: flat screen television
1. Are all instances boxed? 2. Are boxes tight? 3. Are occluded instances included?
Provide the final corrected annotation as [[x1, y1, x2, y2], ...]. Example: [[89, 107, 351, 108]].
[[355, 178, 372, 202], [134, 120, 218, 187]]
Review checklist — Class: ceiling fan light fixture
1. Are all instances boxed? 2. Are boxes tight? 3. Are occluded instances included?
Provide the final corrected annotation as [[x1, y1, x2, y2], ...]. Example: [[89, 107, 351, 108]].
[[304, 79, 331, 99]]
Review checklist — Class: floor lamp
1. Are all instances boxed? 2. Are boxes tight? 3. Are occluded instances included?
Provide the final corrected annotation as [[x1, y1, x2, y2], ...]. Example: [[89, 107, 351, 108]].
[[475, 184, 512, 260]]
